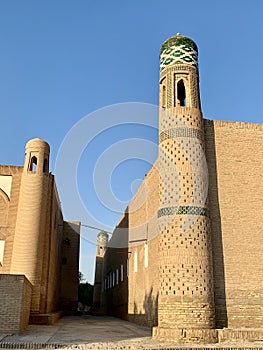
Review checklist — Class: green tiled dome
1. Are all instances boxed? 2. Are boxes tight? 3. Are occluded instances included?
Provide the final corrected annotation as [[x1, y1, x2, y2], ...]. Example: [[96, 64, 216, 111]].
[[161, 33, 198, 54], [160, 33, 198, 70], [97, 230, 108, 244]]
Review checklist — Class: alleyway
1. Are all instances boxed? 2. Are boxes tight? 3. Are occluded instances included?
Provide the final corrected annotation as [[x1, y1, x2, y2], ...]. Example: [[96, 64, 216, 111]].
[[0, 315, 153, 349], [1, 316, 263, 350]]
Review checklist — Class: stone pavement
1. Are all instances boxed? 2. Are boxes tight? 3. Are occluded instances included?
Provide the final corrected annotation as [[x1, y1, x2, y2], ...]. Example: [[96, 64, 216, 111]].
[[0, 316, 263, 350], [0, 316, 152, 349]]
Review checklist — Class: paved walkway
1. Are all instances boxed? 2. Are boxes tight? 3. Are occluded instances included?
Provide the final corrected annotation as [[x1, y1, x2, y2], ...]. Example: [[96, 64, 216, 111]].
[[1, 316, 263, 349], [0, 315, 154, 349]]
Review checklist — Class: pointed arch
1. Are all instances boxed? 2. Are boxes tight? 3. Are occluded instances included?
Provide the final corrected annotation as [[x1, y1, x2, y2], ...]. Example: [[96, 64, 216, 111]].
[[0, 188, 10, 203], [0, 189, 9, 228], [160, 77, 167, 108]]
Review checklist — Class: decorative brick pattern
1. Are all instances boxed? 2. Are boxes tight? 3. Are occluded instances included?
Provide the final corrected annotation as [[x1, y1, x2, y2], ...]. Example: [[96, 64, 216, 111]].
[[95, 35, 263, 345], [160, 65, 200, 110], [156, 35, 216, 343], [158, 206, 208, 217], [159, 127, 204, 143]]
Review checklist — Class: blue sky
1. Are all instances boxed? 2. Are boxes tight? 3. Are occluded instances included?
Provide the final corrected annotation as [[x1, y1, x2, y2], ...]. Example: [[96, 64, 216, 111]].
[[0, 0, 263, 283]]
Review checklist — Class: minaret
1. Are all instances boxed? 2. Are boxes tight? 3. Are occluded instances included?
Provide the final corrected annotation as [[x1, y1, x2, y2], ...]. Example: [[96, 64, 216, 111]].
[[93, 230, 108, 313], [10, 138, 51, 313], [153, 34, 218, 343]]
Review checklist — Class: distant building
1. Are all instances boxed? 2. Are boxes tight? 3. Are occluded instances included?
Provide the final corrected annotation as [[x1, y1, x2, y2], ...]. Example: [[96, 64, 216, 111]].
[[0, 138, 80, 333], [94, 34, 263, 343], [93, 231, 108, 314]]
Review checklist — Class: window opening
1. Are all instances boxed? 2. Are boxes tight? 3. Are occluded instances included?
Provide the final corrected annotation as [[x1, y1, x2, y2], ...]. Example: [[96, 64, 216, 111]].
[[0, 240, 5, 267], [162, 85, 166, 107], [177, 79, 186, 106], [121, 264, 124, 281], [29, 156, 37, 172]]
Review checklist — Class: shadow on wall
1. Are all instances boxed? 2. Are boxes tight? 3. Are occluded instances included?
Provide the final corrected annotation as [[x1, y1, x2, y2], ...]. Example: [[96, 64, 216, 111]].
[[130, 288, 158, 327], [205, 120, 228, 328], [101, 212, 129, 319]]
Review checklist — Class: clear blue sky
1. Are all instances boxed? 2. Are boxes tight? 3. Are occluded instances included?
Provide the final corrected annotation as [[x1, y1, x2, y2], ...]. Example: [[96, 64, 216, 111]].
[[0, 0, 263, 283]]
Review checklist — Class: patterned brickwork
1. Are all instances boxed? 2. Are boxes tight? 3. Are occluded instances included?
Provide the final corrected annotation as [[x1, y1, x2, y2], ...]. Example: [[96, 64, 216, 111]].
[[155, 35, 216, 343], [96, 35, 263, 344], [159, 127, 204, 143], [158, 206, 208, 217], [160, 65, 200, 109]]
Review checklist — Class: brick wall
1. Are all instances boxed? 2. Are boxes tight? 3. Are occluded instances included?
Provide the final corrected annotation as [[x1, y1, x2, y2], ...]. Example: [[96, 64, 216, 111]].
[[101, 164, 160, 326], [0, 164, 79, 318], [205, 119, 263, 329], [127, 163, 160, 327], [93, 256, 104, 310], [102, 119, 263, 332], [60, 221, 80, 313], [101, 212, 129, 318], [0, 145, 80, 321], [39, 179, 64, 314], [0, 166, 23, 274], [0, 274, 32, 334]]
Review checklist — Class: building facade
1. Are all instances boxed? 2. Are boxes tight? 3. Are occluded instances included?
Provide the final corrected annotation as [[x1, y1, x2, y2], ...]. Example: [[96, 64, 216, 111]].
[[94, 34, 263, 343], [0, 138, 80, 333]]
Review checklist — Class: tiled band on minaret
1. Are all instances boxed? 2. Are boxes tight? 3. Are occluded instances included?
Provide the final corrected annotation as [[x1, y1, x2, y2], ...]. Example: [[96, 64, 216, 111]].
[[153, 34, 218, 343]]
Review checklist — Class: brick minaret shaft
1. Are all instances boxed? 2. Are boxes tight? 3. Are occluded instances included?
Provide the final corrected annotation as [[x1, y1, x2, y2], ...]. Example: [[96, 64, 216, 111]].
[[10, 138, 51, 313], [153, 34, 217, 343]]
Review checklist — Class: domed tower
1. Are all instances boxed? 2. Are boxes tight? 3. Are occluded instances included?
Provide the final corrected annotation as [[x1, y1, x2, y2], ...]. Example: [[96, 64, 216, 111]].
[[10, 138, 51, 313], [96, 230, 109, 257], [153, 34, 217, 343], [93, 230, 108, 313]]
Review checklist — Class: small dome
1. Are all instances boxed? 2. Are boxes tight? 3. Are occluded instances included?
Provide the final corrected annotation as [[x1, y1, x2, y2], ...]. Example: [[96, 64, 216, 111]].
[[26, 138, 50, 153], [160, 33, 198, 54], [97, 230, 109, 245], [160, 33, 198, 71]]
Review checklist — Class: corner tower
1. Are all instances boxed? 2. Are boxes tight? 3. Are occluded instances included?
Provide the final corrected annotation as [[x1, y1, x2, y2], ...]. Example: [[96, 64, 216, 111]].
[[10, 138, 51, 313], [153, 34, 217, 343]]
